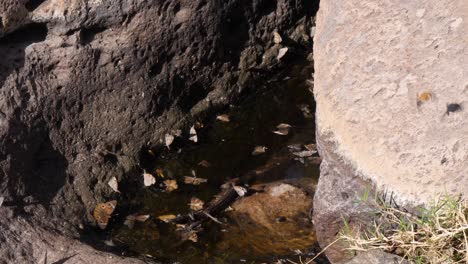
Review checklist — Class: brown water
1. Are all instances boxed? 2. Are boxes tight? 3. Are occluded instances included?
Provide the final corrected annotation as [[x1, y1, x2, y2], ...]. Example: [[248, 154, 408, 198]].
[[102, 58, 327, 263]]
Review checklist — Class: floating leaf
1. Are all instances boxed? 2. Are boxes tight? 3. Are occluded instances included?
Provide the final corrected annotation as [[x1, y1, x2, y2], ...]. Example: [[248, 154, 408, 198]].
[[181, 231, 198, 242], [165, 134, 175, 149], [189, 126, 198, 143], [292, 150, 316, 158], [156, 168, 165, 178], [143, 172, 156, 187], [273, 31, 282, 44], [135, 214, 150, 222], [273, 123, 291, 136], [124, 214, 150, 229], [189, 197, 204, 211], [93, 200, 117, 229], [233, 186, 247, 197], [158, 214, 177, 222], [104, 240, 116, 247], [277, 47, 288, 60], [276, 123, 291, 129], [304, 143, 317, 152], [198, 160, 211, 168], [216, 114, 230, 122], [287, 144, 302, 151], [252, 146, 267, 156], [184, 176, 208, 185], [108, 177, 119, 193], [164, 179, 178, 192]]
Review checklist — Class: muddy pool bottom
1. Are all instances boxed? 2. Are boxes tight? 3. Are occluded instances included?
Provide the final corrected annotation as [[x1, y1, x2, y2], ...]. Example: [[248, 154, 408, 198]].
[[95, 60, 328, 263]]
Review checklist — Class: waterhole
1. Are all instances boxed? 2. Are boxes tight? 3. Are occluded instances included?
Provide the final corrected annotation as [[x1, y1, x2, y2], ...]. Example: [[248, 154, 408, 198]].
[[96, 57, 327, 263]]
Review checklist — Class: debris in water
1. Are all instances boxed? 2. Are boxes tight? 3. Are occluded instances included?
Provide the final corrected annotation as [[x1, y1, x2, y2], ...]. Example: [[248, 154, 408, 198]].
[[156, 168, 165, 178], [277, 47, 288, 60], [165, 134, 175, 149], [233, 186, 247, 197], [299, 104, 313, 119], [216, 114, 230, 122], [292, 150, 317, 158], [158, 214, 177, 222], [189, 126, 198, 143], [252, 146, 267, 155], [104, 240, 116, 247], [184, 176, 208, 185], [189, 197, 204, 211], [273, 123, 291, 136], [304, 143, 317, 152], [108, 177, 119, 193], [184, 231, 198, 243], [124, 214, 150, 229], [273, 31, 282, 44], [93, 200, 117, 229], [143, 172, 156, 187], [198, 160, 211, 168], [164, 179, 178, 192]]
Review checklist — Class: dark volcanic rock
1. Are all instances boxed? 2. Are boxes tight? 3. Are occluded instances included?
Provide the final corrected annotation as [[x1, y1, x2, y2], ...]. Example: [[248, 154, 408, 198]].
[[0, 0, 317, 262]]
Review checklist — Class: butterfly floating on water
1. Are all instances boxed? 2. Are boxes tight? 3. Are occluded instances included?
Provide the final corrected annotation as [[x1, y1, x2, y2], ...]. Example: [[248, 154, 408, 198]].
[[93, 200, 117, 229]]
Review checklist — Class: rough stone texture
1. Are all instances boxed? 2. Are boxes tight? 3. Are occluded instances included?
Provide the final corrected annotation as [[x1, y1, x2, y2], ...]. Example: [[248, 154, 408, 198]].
[[313, 0, 467, 262], [0, 0, 317, 262], [344, 251, 410, 264], [0, 208, 148, 264]]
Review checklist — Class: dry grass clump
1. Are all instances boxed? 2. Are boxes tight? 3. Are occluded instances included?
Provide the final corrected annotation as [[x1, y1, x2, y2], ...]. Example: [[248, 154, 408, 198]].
[[340, 194, 468, 264]]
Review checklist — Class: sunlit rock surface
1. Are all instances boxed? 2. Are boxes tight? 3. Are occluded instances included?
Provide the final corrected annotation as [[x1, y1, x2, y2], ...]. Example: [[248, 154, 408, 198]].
[[313, 0, 467, 262]]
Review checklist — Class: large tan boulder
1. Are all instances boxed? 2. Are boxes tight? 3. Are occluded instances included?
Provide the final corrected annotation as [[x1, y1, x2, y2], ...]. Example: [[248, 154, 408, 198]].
[[313, 0, 467, 262]]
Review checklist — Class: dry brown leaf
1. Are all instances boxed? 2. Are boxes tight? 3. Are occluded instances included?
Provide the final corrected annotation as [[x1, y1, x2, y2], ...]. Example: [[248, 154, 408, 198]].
[[198, 160, 211, 168], [184, 176, 208, 185], [189, 197, 204, 211], [108, 177, 119, 193], [164, 179, 178, 192], [273, 31, 282, 44], [277, 47, 288, 60], [189, 126, 198, 143], [158, 214, 177, 222], [273, 123, 291, 136], [216, 114, 230, 122], [233, 186, 247, 197], [292, 150, 316, 158], [143, 172, 156, 187], [304, 143, 317, 152], [182, 231, 198, 242], [252, 146, 267, 156], [165, 134, 175, 149], [276, 123, 291, 129], [93, 200, 117, 229], [156, 168, 165, 178]]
